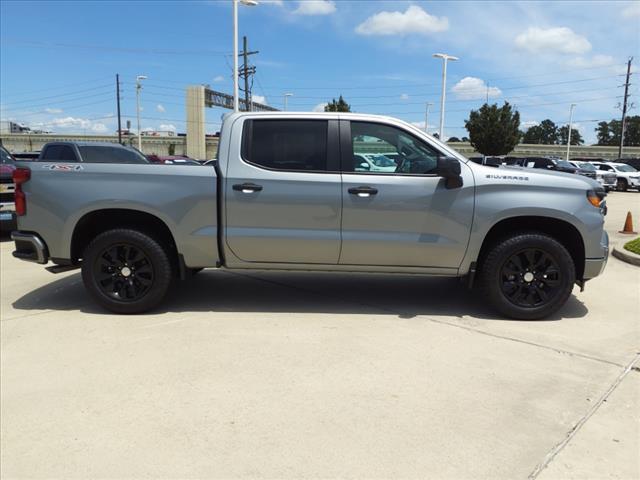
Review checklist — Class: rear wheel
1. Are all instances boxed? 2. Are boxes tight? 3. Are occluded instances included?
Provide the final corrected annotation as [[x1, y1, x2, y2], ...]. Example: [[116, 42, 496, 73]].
[[617, 178, 628, 192], [479, 233, 575, 320], [81, 229, 173, 314]]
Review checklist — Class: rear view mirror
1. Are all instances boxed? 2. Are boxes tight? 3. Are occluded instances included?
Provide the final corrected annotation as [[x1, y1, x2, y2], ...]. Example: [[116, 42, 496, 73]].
[[437, 157, 463, 189]]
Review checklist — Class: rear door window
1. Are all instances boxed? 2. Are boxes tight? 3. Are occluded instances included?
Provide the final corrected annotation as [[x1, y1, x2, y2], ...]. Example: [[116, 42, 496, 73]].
[[242, 120, 328, 172], [79, 146, 148, 164]]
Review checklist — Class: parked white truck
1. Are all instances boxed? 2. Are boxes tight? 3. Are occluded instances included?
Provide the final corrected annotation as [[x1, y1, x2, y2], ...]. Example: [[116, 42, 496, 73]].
[[11, 112, 608, 319]]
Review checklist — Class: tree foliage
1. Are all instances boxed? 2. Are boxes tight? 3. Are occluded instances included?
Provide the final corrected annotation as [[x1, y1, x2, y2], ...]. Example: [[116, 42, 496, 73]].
[[595, 116, 640, 146], [522, 119, 558, 144], [557, 126, 584, 145], [447, 136, 461, 142], [324, 95, 351, 112], [464, 102, 521, 156]]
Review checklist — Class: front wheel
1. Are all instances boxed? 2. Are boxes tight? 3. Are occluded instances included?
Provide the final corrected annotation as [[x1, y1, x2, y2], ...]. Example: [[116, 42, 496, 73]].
[[81, 229, 173, 314], [478, 233, 576, 320], [617, 178, 628, 192]]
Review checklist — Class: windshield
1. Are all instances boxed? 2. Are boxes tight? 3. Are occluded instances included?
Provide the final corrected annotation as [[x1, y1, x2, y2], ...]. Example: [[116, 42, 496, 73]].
[[577, 162, 596, 171], [0, 147, 15, 164], [616, 164, 637, 172], [556, 160, 574, 169]]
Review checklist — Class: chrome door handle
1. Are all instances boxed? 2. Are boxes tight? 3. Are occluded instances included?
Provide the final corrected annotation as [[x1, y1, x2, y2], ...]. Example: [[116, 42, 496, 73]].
[[232, 183, 263, 193]]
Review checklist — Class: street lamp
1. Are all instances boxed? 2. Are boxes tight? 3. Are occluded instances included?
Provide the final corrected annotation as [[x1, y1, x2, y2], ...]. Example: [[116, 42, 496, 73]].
[[566, 103, 577, 161], [135, 75, 147, 151], [425, 102, 433, 134], [432, 53, 458, 140], [233, 0, 258, 112], [283, 93, 293, 111]]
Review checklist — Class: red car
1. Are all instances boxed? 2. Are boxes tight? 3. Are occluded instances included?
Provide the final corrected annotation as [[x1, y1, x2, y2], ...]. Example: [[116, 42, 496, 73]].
[[0, 146, 17, 232]]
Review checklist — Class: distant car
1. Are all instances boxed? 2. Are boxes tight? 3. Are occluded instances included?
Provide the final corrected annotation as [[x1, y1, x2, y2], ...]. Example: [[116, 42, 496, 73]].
[[591, 161, 640, 192], [353, 153, 397, 172], [569, 161, 615, 191], [517, 157, 581, 175], [147, 154, 201, 165], [11, 152, 40, 161], [37, 142, 149, 164], [617, 158, 640, 171], [0, 146, 17, 232]]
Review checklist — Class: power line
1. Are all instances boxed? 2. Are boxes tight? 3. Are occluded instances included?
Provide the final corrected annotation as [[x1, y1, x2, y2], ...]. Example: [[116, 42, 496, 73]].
[[0, 83, 113, 106], [1, 91, 115, 113]]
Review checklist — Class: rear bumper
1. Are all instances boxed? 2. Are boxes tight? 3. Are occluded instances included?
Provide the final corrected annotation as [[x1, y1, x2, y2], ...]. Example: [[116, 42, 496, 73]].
[[583, 230, 609, 280], [11, 231, 49, 264]]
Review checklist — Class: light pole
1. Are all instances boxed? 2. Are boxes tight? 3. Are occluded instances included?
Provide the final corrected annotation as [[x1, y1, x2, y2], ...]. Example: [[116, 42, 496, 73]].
[[566, 103, 576, 161], [283, 93, 293, 111], [433, 53, 458, 140], [425, 102, 433, 134], [233, 0, 258, 112], [135, 75, 147, 151]]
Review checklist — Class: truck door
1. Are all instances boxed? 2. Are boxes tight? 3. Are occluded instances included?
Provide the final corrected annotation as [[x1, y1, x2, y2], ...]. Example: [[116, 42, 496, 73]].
[[338, 120, 474, 269], [224, 118, 342, 264]]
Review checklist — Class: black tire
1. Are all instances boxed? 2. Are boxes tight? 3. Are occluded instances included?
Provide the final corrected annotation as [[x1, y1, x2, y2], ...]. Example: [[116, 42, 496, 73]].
[[81, 229, 173, 314], [478, 233, 576, 320], [616, 178, 628, 192]]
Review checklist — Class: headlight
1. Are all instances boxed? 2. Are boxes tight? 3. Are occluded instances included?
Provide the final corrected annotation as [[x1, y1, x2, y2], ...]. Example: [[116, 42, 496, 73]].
[[586, 188, 606, 208]]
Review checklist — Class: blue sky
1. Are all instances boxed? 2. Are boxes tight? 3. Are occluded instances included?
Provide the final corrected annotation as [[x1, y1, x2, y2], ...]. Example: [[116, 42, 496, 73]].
[[1, 0, 638, 143]]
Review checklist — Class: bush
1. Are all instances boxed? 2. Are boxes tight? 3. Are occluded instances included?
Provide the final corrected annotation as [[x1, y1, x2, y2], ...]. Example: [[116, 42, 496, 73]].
[[623, 237, 640, 255]]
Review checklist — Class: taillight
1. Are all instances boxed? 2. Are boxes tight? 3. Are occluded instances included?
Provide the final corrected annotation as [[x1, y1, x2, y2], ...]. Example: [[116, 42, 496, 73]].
[[13, 167, 30, 216]]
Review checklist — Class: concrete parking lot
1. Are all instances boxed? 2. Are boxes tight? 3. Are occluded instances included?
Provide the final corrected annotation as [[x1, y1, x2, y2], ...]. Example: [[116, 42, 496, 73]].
[[1, 193, 639, 479]]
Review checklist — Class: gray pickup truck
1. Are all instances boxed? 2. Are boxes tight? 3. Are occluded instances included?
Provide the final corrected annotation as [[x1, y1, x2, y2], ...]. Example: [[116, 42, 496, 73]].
[[11, 112, 608, 319]]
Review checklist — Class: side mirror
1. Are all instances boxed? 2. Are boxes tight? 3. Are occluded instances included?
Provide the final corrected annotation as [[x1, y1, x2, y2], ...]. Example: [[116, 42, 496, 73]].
[[359, 162, 371, 170], [437, 157, 463, 189]]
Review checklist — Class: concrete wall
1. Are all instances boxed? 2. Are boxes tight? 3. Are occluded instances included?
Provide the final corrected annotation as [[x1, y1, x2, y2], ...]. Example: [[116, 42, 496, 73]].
[[0, 134, 220, 160], [1, 133, 637, 161]]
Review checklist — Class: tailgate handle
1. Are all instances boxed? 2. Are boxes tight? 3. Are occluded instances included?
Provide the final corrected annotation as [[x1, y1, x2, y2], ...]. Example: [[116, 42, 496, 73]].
[[233, 183, 263, 193], [348, 186, 378, 197]]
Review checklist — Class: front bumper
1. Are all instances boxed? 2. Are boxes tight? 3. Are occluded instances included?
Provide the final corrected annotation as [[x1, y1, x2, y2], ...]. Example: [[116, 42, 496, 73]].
[[583, 230, 609, 280], [627, 177, 640, 188], [11, 231, 49, 264]]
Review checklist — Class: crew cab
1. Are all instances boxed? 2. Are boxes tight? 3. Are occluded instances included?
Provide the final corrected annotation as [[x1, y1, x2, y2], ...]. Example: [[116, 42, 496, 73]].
[[10, 112, 609, 319], [590, 161, 640, 192]]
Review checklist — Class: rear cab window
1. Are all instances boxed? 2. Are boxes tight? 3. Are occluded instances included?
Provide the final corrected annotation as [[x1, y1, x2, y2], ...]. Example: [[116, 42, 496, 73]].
[[78, 146, 148, 164], [41, 145, 78, 162], [242, 119, 329, 172]]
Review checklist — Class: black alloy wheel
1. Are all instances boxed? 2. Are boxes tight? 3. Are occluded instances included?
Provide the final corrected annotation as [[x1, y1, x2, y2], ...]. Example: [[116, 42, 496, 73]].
[[94, 243, 154, 302], [499, 248, 561, 308]]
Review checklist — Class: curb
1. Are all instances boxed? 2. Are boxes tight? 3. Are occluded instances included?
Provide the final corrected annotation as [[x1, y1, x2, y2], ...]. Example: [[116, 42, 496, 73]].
[[612, 245, 640, 267]]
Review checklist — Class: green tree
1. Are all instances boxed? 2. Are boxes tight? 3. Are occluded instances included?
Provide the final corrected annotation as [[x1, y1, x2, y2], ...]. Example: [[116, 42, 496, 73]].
[[464, 102, 521, 156], [447, 136, 461, 142], [596, 116, 640, 146], [557, 126, 584, 145], [522, 119, 558, 144], [324, 95, 351, 112], [461, 136, 469, 142], [168, 143, 176, 155]]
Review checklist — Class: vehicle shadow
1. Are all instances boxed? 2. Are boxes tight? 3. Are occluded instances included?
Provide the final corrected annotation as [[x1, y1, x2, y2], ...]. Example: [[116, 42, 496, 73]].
[[11, 268, 589, 321]]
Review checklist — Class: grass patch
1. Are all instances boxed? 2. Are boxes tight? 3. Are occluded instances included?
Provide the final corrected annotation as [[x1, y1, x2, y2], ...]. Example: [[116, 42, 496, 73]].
[[624, 237, 640, 255]]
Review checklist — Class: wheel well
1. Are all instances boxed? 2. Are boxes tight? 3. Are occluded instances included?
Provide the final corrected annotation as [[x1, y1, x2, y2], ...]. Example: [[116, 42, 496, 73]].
[[477, 216, 585, 280], [71, 209, 180, 274]]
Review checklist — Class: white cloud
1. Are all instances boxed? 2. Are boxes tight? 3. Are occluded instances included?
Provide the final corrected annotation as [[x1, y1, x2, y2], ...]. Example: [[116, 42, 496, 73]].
[[156, 104, 165, 113], [355, 5, 448, 37], [521, 120, 539, 130], [261, 0, 283, 4], [312, 102, 328, 112], [515, 27, 591, 55], [293, 1, 335, 16], [567, 54, 614, 68], [252, 95, 268, 105], [91, 123, 107, 133], [410, 121, 434, 130], [159, 124, 176, 132], [50, 116, 93, 129], [451, 77, 501, 100], [400, 93, 409, 100], [44, 108, 63, 114], [213, 75, 225, 83], [622, 3, 640, 18]]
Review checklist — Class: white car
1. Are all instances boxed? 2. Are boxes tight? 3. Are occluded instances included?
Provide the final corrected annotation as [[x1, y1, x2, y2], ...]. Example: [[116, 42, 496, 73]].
[[569, 161, 617, 191], [591, 161, 640, 192], [354, 153, 398, 172]]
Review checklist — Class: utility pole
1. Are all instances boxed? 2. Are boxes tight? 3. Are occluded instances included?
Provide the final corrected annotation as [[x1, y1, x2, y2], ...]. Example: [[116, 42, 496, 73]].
[[284, 93, 293, 111], [116, 74, 122, 144], [239, 36, 258, 111], [425, 102, 432, 134], [619, 57, 633, 158], [135, 75, 147, 151], [433, 53, 459, 141]]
